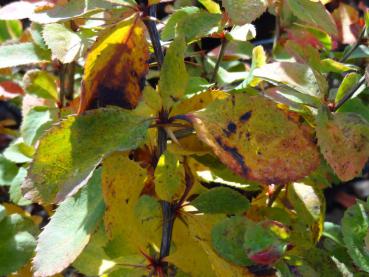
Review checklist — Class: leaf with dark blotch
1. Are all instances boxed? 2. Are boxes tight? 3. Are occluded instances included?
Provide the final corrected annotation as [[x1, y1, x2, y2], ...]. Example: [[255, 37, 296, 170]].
[[22, 107, 150, 204], [79, 15, 149, 113], [188, 94, 319, 184], [316, 107, 369, 181]]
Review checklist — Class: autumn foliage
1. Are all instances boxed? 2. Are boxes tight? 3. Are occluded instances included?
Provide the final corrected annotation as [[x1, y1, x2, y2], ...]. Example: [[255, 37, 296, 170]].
[[0, 0, 369, 276]]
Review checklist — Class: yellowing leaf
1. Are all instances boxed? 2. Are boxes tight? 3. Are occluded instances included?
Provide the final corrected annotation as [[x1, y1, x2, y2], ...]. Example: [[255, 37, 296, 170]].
[[167, 219, 216, 276], [188, 94, 319, 184], [79, 15, 149, 113], [22, 107, 150, 204], [159, 35, 188, 110], [102, 152, 158, 258], [316, 107, 369, 181], [170, 89, 228, 116], [154, 151, 185, 202], [185, 213, 253, 276], [288, 182, 325, 242]]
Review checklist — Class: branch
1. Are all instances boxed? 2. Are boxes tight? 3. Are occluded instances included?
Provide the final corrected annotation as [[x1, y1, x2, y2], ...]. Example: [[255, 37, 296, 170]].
[[210, 38, 228, 83], [141, 3, 175, 271]]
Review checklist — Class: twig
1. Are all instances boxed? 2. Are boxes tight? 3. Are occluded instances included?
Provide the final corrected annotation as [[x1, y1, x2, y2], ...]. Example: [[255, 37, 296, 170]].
[[143, 5, 164, 68], [333, 77, 365, 111], [59, 63, 67, 108], [210, 38, 228, 83], [340, 27, 365, 63], [267, 184, 284, 207], [65, 62, 76, 101]]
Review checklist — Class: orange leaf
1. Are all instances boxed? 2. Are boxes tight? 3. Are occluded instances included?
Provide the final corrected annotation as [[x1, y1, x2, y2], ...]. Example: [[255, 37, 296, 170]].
[[79, 15, 149, 113]]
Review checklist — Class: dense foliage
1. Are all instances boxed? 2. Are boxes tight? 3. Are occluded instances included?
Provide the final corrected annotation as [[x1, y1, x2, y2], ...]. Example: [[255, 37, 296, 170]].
[[0, 0, 369, 276]]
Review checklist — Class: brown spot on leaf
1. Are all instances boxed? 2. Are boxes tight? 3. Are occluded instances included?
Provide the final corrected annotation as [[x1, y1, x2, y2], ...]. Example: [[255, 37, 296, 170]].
[[240, 111, 252, 122]]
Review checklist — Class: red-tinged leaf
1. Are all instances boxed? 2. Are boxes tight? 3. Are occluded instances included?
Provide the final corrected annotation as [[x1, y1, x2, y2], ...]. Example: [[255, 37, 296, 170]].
[[248, 245, 284, 265], [187, 94, 319, 184], [316, 107, 369, 181], [332, 3, 362, 45], [0, 81, 23, 100], [79, 15, 149, 113]]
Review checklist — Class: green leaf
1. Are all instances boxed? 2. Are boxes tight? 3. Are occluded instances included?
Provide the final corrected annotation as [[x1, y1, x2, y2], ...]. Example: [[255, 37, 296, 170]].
[[159, 35, 188, 110], [33, 169, 105, 277], [155, 151, 185, 202], [323, 222, 344, 246], [211, 216, 252, 266], [30, 0, 114, 24], [253, 62, 327, 99], [342, 200, 369, 272], [42, 23, 82, 63], [0, 43, 50, 69], [21, 106, 56, 146], [198, 0, 221, 14], [287, 0, 337, 35], [300, 247, 343, 277], [222, 0, 268, 25], [134, 195, 162, 244], [243, 221, 286, 265], [177, 11, 221, 41], [3, 138, 34, 163], [9, 167, 31, 206], [0, 204, 5, 222], [0, 214, 37, 275], [73, 224, 116, 276], [337, 98, 369, 122], [320, 59, 358, 74], [316, 107, 369, 181], [0, 154, 18, 186], [161, 7, 199, 41], [22, 107, 150, 204], [192, 187, 249, 214], [23, 69, 58, 101], [335, 73, 361, 104]]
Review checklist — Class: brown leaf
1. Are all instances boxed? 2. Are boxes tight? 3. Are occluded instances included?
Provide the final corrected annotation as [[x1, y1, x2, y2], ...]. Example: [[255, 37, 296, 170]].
[[79, 15, 149, 113]]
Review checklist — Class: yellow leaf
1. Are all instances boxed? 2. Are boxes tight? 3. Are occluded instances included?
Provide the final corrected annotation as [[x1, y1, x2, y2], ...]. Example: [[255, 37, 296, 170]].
[[188, 94, 320, 184], [185, 212, 254, 276], [167, 219, 216, 277], [79, 15, 149, 113], [170, 89, 229, 116], [102, 152, 154, 257], [154, 151, 185, 201]]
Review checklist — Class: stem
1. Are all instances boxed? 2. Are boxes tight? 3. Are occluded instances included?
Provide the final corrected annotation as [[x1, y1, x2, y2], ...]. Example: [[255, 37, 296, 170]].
[[340, 27, 365, 63], [210, 38, 228, 83], [333, 77, 365, 111], [142, 3, 176, 271], [143, 5, 164, 68], [267, 184, 284, 207], [59, 63, 66, 108], [65, 62, 76, 101]]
